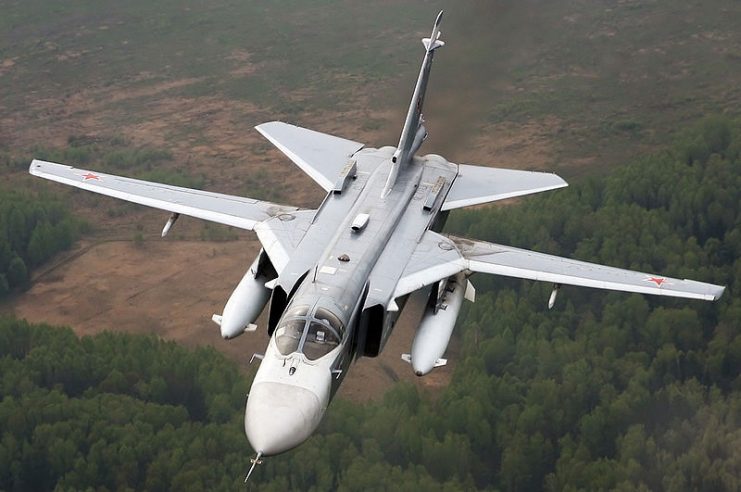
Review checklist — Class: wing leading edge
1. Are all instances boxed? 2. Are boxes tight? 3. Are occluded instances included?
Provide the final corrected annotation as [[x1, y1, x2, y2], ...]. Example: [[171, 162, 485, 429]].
[[29, 159, 299, 231], [393, 232, 725, 302], [450, 236, 725, 301]]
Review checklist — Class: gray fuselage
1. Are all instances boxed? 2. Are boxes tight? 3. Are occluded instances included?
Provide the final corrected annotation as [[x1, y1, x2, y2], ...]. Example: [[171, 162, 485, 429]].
[[245, 147, 457, 455]]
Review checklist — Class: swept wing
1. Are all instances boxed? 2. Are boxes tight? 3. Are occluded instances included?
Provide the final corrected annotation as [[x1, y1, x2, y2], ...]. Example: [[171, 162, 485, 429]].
[[29, 159, 299, 230], [442, 164, 568, 211], [393, 232, 724, 302], [255, 121, 365, 191], [450, 236, 725, 301]]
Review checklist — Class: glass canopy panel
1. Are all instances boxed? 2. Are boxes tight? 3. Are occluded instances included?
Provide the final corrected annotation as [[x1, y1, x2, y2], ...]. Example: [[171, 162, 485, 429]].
[[275, 319, 306, 355], [314, 308, 344, 335], [285, 305, 310, 319], [302, 321, 341, 360]]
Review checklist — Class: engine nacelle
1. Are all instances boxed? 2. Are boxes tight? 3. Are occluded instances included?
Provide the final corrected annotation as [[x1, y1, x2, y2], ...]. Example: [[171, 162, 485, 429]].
[[215, 251, 273, 339], [407, 273, 469, 376]]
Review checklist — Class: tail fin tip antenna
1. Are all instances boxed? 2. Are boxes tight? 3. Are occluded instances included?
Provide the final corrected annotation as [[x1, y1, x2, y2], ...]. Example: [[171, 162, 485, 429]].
[[423, 10, 445, 51]]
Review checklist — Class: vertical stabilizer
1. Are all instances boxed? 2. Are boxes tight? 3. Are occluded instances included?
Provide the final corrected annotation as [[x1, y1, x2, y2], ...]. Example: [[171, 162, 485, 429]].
[[383, 11, 444, 197]]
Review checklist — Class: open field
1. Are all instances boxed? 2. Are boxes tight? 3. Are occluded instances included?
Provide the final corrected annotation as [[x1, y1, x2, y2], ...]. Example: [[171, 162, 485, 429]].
[[2, 0, 739, 170]]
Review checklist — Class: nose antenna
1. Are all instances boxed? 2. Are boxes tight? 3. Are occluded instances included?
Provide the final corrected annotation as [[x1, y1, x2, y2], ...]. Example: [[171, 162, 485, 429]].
[[244, 452, 263, 484]]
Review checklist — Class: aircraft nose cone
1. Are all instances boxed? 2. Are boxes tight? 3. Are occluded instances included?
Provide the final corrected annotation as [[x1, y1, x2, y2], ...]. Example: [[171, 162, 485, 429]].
[[244, 382, 324, 456]]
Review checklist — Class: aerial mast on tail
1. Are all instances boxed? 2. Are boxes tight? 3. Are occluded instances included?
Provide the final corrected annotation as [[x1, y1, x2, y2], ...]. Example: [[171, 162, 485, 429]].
[[382, 10, 445, 197]]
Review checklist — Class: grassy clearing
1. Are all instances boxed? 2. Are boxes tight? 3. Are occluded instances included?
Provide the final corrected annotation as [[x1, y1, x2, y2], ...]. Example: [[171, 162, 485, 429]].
[[1, 0, 739, 173], [241, 168, 285, 203], [21, 138, 173, 173], [460, 0, 741, 168]]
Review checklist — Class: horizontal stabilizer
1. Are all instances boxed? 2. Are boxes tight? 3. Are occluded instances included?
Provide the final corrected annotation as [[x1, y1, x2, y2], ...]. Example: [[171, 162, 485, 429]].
[[442, 164, 567, 211], [256, 121, 364, 191]]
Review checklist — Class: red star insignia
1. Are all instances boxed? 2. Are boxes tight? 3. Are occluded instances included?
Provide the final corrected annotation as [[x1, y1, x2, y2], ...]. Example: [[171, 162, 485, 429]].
[[646, 276, 666, 286], [82, 172, 100, 181]]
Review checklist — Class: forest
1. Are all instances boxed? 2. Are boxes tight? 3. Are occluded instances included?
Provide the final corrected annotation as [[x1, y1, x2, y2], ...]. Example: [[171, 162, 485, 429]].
[[0, 117, 739, 491], [0, 136, 208, 302], [0, 188, 82, 298]]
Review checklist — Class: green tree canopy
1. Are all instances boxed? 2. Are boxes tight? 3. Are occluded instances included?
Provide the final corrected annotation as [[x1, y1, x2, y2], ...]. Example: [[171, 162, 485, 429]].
[[1, 117, 739, 490]]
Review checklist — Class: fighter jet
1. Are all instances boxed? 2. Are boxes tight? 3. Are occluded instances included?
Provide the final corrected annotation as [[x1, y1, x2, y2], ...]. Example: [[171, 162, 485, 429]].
[[29, 11, 724, 481]]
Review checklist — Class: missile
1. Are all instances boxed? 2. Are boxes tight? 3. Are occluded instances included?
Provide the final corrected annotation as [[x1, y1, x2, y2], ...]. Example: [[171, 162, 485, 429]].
[[214, 251, 272, 339], [404, 273, 472, 376]]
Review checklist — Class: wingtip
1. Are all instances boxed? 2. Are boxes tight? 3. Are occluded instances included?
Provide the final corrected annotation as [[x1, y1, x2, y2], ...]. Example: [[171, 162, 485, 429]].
[[29, 159, 44, 175], [550, 172, 568, 188], [254, 121, 277, 133], [683, 279, 726, 301], [712, 285, 726, 301]]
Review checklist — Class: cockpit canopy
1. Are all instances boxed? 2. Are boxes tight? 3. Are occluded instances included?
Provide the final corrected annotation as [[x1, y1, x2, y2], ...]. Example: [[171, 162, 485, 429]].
[[274, 305, 344, 360]]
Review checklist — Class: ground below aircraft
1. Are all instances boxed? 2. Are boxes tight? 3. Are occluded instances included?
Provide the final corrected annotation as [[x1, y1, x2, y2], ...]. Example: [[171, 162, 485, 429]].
[[29, 10, 725, 482]]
